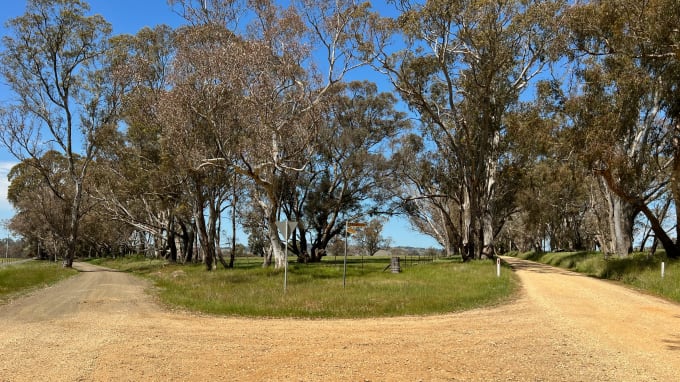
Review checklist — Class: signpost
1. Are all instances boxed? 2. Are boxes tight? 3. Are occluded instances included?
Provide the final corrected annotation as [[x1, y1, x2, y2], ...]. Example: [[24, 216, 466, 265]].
[[343, 222, 367, 288], [276, 220, 297, 293]]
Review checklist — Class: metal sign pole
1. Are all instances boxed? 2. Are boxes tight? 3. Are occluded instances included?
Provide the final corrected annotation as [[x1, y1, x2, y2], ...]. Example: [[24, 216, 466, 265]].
[[276, 220, 297, 294], [343, 221, 347, 288], [284, 223, 288, 293]]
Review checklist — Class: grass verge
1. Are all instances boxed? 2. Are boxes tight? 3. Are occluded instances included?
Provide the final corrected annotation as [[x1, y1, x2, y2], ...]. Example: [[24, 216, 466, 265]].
[[509, 251, 680, 303], [0, 260, 78, 304], [91, 255, 518, 318]]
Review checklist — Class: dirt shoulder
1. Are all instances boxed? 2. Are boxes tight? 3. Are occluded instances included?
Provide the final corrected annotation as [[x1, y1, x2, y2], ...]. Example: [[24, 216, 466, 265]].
[[0, 259, 679, 381]]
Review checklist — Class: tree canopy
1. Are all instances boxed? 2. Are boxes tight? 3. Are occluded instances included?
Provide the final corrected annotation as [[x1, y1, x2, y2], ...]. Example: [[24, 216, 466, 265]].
[[2, 0, 679, 266]]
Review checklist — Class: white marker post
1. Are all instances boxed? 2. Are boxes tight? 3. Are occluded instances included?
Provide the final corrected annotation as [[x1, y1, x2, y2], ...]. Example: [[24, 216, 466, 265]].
[[662, 262, 665, 279], [343, 221, 348, 288], [496, 258, 501, 277]]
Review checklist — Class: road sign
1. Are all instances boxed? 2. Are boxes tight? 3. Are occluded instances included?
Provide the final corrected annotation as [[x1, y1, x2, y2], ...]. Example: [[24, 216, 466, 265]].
[[347, 222, 367, 227], [275, 220, 297, 294], [276, 221, 298, 240]]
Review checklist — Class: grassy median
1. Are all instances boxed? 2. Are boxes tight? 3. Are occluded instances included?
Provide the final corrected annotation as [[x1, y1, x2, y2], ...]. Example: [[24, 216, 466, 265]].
[[91, 255, 518, 318], [0, 260, 78, 303]]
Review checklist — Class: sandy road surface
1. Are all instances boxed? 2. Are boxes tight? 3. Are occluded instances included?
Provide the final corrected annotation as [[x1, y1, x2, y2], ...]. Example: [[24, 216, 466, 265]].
[[0, 259, 679, 381]]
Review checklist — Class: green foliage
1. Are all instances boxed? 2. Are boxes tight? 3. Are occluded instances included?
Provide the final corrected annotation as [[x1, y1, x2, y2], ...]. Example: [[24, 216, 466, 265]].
[[94, 255, 518, 318], [0, 261, 77, 303], [1, 0, 116, 265]]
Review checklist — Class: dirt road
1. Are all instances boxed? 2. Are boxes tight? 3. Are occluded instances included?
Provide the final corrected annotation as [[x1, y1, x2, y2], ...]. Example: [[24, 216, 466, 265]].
[[0, 258, 678, 381]]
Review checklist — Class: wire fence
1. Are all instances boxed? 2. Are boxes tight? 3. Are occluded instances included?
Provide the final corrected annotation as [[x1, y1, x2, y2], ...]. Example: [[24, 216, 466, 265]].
[[401, 254, 436, 267], [0, 257, 26, 265]]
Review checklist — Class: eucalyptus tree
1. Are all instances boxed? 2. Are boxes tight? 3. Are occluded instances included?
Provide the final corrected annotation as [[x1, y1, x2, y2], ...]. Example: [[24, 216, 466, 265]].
[[6, 151, 132, 259], [156, 22, 244, 270], [6, 152, 72, 260], [169, 0, 385, 269], [560, 52, 669, 256], [390, 132, 463, 257], [509, 157, 594, 251], [281, 81, 407, 263], [566, 0, 678, 257], [94, 25, 197, 262], [0, 0, 120, 267], [393, 112, 534, 257], [379, 0, 565, 260], [354, 217, 390, 257], [493, 80, 600, 253]]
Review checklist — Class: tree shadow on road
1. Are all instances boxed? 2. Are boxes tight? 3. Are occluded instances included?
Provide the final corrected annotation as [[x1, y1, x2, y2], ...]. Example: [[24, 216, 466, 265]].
[[502, 258, 584, 277], [663, 334, 680, 351]]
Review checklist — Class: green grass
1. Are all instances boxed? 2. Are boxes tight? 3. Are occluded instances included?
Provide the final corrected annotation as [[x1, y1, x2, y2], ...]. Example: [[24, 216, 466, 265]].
[[92, 255, 518, 318], [88, 256, 167, 272], [0, 260, 78, 303], [510, 251, 680, 303], [628, 263, 680, 302]]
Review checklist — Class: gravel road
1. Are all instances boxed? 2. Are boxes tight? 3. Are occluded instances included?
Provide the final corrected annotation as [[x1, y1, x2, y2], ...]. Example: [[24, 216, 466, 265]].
[[0, 258, 678, 381]]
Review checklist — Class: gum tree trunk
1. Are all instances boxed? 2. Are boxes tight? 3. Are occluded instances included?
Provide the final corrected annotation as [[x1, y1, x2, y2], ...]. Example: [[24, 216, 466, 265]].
[[603, 185, 635, 257]]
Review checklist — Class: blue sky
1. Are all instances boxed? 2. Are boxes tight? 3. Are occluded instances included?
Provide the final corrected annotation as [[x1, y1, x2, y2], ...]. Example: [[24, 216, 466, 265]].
[[0, 1, 440, 248]]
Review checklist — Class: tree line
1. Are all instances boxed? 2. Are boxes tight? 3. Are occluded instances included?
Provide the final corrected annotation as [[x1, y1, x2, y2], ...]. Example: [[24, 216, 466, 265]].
[[1, 0, 678, 269]]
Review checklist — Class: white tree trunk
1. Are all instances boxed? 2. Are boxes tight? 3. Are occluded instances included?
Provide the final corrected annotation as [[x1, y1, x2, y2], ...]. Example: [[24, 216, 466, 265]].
[[481, 131, 500, 258], [266, 209, 286, 269], [482, 210, 495, 258], [603, 182, 634, 257], [461, 185, 474, 258]]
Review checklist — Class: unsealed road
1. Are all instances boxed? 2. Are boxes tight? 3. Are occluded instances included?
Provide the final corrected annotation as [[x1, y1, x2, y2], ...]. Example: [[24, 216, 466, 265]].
[[0, 258, 679, 381]]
